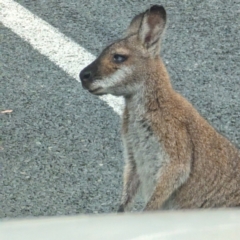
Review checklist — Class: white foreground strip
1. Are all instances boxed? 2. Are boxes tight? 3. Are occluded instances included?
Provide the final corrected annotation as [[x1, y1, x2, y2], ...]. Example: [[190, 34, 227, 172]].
[[0, 0, 124, 115], [1, 210, 240, 240]]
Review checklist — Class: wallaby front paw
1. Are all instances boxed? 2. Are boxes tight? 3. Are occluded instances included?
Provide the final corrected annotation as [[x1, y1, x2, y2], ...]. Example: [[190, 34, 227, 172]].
[[143, 205, 150, 211], [143, 202, 156, 211], [117, 204, 125, 212]]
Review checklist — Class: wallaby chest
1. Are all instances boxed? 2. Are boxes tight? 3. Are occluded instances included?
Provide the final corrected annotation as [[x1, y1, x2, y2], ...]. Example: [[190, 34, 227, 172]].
[[123, 104, 169, 200]]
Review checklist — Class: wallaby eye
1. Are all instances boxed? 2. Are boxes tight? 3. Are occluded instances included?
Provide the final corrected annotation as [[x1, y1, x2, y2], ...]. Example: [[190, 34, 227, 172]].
[[113, 54, 128, 64]]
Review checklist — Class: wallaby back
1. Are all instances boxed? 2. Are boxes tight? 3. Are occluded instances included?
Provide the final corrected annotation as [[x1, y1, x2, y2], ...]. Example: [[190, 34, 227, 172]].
[[80, 5, 240, 211]]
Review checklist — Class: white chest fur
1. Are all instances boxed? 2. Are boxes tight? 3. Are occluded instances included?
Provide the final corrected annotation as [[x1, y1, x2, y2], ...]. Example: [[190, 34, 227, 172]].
[[123, 96, 169, 201]]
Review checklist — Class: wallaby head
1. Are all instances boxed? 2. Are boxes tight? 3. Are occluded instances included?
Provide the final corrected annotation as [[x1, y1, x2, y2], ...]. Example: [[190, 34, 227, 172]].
[[80, 5, 166, 97]]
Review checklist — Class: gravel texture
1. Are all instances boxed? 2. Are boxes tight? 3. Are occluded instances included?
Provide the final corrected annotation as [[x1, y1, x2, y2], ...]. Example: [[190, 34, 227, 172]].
[[0, 0, 239, 218]]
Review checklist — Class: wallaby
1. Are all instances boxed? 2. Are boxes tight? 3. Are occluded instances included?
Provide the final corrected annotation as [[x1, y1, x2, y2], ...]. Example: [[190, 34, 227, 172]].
[[80, 5, 240, 211]]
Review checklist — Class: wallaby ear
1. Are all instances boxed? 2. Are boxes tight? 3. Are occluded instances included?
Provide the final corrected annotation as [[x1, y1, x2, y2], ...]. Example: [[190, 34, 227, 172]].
[[138, 5, 166, 56], [125, 12, 145, 37]]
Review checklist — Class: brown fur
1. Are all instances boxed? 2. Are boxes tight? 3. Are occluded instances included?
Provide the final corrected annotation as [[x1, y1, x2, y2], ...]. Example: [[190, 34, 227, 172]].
[[80, 5, 240, 211], [140, 59, 240, 209]]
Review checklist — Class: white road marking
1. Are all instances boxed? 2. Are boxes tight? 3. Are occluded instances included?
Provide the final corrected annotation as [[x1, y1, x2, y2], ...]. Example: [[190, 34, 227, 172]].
[[0, 0, 124, 115]]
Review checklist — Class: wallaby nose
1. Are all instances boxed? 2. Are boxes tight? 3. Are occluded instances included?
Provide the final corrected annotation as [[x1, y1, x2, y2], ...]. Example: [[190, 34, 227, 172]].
[[79, 69, 94, 90], [80, 70, 92, 82]]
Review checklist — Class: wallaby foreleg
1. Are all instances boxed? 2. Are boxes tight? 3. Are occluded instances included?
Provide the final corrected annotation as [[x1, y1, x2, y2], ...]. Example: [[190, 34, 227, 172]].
[[144, 163, 190, 211], [118, 161, 140, 212]]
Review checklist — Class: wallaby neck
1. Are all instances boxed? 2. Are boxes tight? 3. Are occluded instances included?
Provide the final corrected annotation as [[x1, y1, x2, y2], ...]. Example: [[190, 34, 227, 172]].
[[125, 58, 173, 113]]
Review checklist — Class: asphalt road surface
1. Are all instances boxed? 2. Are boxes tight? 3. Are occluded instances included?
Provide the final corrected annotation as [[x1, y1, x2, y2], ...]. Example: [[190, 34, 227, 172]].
[[1, 0, 239, 218]]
